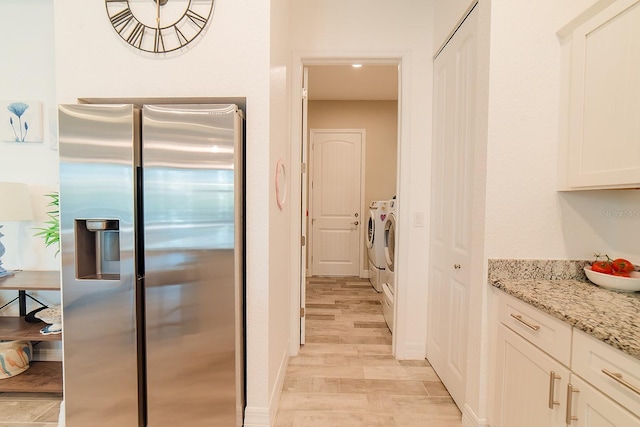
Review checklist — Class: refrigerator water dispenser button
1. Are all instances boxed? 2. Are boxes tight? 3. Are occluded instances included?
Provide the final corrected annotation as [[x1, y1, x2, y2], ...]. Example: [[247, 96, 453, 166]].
[[85, 220, 119, 231]]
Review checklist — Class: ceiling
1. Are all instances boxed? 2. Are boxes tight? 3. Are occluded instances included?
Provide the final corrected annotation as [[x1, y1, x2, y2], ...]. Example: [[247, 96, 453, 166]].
[[307, 65, 398, 101]]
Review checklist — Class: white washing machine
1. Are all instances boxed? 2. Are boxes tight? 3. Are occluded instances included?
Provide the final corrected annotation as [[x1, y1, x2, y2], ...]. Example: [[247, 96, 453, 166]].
[[366, 200, 388, 292], [382, 199, 397, 332]]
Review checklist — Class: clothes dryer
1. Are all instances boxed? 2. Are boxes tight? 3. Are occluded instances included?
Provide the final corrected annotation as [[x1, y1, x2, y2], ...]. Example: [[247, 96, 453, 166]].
[[366, 200, 388, 292], [382, 199, 397, 331], [383, 199, 397, 293]]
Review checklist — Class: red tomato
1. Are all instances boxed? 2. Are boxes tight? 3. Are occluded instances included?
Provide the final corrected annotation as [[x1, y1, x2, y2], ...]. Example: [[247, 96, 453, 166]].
[[591, 261, 613, 274], [612, 270, 631, 277], [612, 258, 634, 273]]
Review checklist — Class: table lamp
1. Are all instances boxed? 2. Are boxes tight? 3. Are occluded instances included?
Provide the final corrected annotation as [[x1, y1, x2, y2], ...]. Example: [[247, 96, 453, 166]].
[[0, 182, 33, 278]]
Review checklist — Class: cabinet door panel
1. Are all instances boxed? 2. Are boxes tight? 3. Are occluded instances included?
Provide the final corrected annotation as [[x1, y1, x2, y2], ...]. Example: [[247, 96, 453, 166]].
[[567, 0, 640, 188], [569, 375, 640, 427], [494, 324, 569, 427]]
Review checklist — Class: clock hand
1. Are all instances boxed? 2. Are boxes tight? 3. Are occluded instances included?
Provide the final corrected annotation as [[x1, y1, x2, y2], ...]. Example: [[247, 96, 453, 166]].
[[155, 0, 161, 30]]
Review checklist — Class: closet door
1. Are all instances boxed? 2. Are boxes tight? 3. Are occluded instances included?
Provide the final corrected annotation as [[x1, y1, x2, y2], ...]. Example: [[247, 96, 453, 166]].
[[427, 6, 478, 409]]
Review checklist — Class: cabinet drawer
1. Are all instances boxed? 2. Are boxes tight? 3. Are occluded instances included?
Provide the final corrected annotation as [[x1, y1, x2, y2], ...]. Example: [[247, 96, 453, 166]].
[[498, 292, 572, 366], [572, 329, 640, 416]]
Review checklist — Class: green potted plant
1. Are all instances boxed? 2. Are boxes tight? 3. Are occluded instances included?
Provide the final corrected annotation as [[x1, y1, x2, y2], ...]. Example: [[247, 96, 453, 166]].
[[34, 192, 60, 256]]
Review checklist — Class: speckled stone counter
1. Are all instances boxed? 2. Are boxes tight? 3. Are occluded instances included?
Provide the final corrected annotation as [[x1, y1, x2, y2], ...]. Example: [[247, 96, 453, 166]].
[[489, 259, 640, 361]]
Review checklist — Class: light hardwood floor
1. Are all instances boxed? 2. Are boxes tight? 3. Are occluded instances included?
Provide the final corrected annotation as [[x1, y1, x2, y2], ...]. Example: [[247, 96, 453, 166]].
[[274, 276, 462, 427], [2, 277, 461, 426], [0, 392, 61, 426]]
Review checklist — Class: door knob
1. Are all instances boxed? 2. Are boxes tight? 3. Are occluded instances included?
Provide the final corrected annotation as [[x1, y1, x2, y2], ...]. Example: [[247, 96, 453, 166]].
[[352, 221, 359, 226], [454, 264, 461, 269]]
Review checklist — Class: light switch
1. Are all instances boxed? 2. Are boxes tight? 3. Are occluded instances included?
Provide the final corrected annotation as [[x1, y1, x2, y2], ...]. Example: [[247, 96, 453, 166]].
[[413, 212, 424, 228]]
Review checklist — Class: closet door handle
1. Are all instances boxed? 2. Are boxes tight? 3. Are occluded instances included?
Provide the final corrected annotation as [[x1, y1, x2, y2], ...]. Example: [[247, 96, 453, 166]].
[[510, 313, 540, 331], [566, 383, 580, 424], [548, 371, 561, 409], [602, 369, 640, 395]]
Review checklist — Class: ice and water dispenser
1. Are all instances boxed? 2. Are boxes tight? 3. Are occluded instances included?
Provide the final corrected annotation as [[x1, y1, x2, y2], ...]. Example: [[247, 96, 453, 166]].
[[75, 219, 121, 280]]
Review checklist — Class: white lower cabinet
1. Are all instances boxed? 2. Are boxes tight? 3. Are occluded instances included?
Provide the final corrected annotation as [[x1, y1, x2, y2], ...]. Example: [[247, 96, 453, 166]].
[[495, 324, 570, 427], [572, 329, 640, 417], [493, 291, 640, 427], [568, 375, 640, 427]]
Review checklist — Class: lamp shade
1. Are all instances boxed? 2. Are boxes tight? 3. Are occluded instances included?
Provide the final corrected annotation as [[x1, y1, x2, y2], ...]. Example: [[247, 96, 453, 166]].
[[0, 182, 33, 221]]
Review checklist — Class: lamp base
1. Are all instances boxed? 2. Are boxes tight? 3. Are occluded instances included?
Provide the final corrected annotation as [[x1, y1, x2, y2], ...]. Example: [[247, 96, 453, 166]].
[[0, 225, 15, 278]]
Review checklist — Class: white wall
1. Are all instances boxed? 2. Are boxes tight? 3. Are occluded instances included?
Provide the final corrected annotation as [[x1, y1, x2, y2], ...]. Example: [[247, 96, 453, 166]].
[[0, 0, 60, 274], [0, 0, 61, 362], [267, 0, 293, 424], [289, 0, 434, 359], [484, 0, 640, 263], [433, 0, 477, 54]]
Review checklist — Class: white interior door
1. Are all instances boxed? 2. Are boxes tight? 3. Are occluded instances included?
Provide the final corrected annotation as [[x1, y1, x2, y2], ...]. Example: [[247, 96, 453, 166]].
[[310, 129, 364, 276], [427, 7, 477, 409]]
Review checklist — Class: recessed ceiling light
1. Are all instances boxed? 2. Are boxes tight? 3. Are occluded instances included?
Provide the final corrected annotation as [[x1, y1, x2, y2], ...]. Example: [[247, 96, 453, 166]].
[[352, 64, 363, 68]]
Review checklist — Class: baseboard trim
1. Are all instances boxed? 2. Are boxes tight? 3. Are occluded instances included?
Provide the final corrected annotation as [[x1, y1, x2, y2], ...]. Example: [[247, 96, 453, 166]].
[[269, 348, 290, 425], [243, 407, 270, 427], [395, 341, 426, 360], [462, 403, 490, 427], [243, 348, 289, 427]]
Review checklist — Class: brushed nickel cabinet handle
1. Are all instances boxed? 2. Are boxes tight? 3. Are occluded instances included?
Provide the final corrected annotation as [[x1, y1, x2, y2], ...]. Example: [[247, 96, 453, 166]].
[[566, 383, 580, 424], [602, 369, 640, 395], [548, 371, 561, 409], [510, 313, 541, 331]]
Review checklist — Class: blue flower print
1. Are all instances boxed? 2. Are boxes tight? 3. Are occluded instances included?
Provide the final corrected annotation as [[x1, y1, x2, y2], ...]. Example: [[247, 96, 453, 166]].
[[7, 101, 30, 142]]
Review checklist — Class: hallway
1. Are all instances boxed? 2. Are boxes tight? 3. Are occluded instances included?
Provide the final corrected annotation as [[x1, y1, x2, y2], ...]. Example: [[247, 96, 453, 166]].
[[274, 277, 462, 427]]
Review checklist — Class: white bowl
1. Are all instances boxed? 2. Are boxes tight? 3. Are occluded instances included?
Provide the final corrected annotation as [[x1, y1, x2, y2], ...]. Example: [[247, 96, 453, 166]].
[[584, 267, 640, 292]]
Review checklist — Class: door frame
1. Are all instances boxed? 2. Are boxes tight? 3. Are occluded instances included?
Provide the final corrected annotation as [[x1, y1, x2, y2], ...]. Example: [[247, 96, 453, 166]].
[[307, 128, 366, 277], [288, 54, 406, 357]]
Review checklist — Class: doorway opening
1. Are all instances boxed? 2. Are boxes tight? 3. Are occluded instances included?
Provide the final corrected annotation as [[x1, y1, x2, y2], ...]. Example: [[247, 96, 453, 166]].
[[296, 60, 401, 349]]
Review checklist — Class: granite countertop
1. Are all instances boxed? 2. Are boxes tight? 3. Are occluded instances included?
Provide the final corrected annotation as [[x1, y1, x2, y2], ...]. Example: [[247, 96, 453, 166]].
[[489, 259, 640, 361]]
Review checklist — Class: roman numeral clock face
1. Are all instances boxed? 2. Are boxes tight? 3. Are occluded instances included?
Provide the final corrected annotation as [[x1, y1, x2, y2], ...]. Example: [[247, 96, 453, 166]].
[[106, 0, 214, 53]]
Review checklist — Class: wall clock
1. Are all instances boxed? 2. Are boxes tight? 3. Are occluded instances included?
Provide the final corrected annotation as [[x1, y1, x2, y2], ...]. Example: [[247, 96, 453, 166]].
[[105, 0, 214, 53]]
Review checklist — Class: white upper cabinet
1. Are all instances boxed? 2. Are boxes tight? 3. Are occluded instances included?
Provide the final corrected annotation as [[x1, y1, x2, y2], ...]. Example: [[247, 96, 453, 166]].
[[560, 0, 640, 190]]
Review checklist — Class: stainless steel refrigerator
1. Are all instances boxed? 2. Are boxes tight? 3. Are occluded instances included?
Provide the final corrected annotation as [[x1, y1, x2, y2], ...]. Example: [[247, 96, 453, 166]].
[[59, 103, 244, 427]]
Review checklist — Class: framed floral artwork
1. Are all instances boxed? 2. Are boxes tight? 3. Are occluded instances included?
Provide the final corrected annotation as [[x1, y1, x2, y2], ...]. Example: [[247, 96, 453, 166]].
[[1, 100, 43, 143]]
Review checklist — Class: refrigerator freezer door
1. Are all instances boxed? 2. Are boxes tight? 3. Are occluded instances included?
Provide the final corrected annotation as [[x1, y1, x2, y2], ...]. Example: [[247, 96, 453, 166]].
[[142, 104, 243, 426], [59, 104, 141, 427]]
